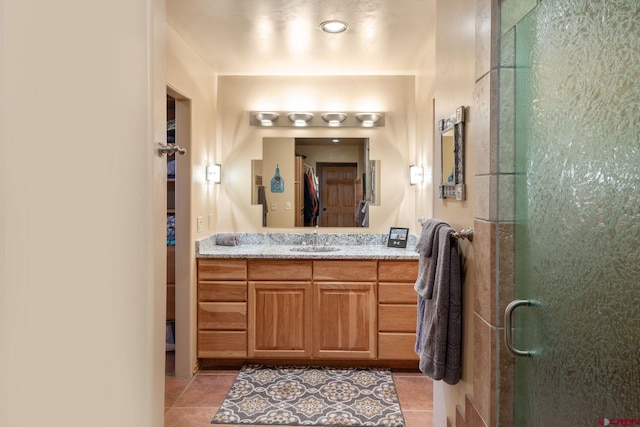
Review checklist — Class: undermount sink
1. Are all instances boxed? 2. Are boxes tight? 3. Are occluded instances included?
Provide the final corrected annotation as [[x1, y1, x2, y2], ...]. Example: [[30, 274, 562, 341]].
[[290, 245, 341, 252]]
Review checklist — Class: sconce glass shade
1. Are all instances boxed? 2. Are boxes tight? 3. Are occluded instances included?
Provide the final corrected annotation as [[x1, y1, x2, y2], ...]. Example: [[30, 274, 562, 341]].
[[321, 112, 347, 126], [355, 112, 382, 127], [288, 112, 314, 126], [410, 165, 423, 185], [254, 112, 279, 126], [206, 164, 221, 183]]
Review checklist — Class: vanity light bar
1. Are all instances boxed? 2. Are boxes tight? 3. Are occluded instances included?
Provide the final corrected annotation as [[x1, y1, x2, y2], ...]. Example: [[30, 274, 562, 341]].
[[249, 111, 385, 128]]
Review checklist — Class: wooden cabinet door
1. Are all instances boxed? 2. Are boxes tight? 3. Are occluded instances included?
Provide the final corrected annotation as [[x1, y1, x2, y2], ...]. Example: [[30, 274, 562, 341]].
[[248, 281, 312, 358], [313, 282, 377, 359]]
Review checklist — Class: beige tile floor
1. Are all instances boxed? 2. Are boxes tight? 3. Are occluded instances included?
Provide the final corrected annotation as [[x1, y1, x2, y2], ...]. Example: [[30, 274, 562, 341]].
[[164, 352, 433, 427]]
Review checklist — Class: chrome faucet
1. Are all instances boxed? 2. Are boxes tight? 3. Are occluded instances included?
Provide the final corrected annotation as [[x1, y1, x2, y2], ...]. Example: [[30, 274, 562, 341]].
[[312, 226, 319, 246]]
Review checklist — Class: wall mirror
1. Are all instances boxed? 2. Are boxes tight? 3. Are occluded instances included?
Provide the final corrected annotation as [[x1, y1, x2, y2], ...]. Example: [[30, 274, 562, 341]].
[[252, 137, 379, 228], [438, 106, 466, 200]]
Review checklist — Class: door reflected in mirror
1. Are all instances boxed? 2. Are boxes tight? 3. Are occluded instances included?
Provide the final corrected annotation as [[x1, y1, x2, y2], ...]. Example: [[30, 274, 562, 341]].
[[252, 137, 379, 228]]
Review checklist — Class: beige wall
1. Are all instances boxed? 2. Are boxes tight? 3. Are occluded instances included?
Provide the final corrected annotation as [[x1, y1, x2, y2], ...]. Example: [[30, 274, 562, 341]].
[[430, 0, 478, 425], [166, 24, 218, 377], [0, 1, 166, 426], [166, 24, 218, 238], [215, 75, 420, 234]]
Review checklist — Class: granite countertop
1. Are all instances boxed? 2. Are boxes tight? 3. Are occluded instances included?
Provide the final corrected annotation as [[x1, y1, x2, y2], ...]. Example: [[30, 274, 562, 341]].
[[196, 232, 420, 260]]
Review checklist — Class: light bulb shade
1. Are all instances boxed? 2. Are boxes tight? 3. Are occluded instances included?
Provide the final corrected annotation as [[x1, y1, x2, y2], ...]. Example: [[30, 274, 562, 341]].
[[355, 113, 382, 127], [410, 165, 423, 185], [288, 112, 314, 126], [321, 112, 347, 126], [254, 112, 279, 126]]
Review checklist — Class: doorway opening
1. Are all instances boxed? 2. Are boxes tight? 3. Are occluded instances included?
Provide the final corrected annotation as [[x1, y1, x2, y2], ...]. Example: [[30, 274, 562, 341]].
[[165, 87, 191, 377], [165, 94, 176, 372]]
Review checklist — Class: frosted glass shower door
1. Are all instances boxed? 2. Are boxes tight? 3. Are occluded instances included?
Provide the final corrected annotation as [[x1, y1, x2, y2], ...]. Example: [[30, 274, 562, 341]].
[[509, 1, 640, 425]]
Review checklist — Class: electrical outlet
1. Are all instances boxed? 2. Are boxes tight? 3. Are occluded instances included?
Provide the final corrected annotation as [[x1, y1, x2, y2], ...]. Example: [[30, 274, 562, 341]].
[[271, 201, 277, 211], [197, 216, 203, 232]]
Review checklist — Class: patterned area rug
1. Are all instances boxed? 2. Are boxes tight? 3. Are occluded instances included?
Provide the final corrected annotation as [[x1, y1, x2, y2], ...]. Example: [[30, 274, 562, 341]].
[[211, 365, 406, 426]]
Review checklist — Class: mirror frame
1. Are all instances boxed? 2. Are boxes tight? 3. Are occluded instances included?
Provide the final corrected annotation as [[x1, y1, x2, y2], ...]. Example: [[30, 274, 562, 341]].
[[438, 106, 466, 200]]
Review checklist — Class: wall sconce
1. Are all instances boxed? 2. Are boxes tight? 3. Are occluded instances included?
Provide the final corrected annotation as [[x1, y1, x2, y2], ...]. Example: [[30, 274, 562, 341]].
[[410, 165, 423, 185], [321, 112, 347, 126], [206, 164, 221, 183], [355, 113, 382, 127], [288, 112, 314, 126], [254, 112, 279, 126]]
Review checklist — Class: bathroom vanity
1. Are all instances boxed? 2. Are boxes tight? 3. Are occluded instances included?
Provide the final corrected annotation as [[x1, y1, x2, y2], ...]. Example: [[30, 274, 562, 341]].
[[196, 233, 420, 367]]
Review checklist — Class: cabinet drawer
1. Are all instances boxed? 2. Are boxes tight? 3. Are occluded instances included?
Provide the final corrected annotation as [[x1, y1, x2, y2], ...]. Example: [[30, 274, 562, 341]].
[[378, 260, 418, 282], [248, 259, 312, 281], [379, 283, 417, 304], [378, 333, 419, 361], [199, 281, 247, 302], [378, 304, 417, 332], [198, 302, 247, 330], [313, 260, 377, 281], [198, 259, 247, 281], [198, 331, 247, 358]]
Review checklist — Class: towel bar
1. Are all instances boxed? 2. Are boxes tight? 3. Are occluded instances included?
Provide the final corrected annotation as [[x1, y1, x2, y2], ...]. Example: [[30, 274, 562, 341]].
[[452, 228, 473, 241], [416, 218, 473, 242]]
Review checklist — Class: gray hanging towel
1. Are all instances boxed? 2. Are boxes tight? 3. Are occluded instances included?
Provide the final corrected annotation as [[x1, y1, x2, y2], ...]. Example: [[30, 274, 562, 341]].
[[415, 224, 462, 385]]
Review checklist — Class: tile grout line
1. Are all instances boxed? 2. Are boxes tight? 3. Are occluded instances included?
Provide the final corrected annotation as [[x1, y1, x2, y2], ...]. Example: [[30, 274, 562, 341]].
[[166, 374, 198, 410]]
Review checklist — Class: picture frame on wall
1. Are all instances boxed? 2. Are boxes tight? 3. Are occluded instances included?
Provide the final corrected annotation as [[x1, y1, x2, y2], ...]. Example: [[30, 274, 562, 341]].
[[387, 227, 409, 248]]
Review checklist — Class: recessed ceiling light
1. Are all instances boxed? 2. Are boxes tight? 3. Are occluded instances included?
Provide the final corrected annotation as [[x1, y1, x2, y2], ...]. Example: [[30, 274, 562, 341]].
[[320, 20, 349, 33]]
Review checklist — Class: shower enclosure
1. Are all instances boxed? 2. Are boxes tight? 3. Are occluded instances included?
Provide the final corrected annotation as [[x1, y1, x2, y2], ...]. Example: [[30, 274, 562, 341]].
[[501, 0, 640, 424]]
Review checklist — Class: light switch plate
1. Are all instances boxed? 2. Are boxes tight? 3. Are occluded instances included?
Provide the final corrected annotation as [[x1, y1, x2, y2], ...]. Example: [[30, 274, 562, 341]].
[[197, 216, 203, 232]]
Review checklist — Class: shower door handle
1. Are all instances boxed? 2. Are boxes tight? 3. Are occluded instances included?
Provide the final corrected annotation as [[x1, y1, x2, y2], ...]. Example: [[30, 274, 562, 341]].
[[504, 299, 535, 357]]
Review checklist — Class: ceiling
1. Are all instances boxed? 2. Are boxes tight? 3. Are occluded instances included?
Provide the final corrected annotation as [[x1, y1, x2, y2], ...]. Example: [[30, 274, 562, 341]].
[[166, 0, 435, 76]]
